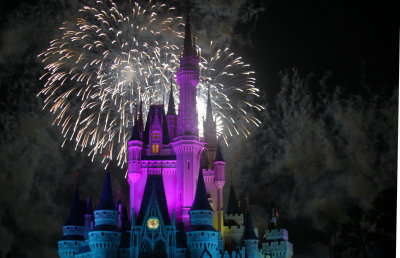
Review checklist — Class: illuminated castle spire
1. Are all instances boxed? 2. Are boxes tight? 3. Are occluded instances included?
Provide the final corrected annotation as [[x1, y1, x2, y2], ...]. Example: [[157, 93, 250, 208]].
[[58, 186, 85, 258], [171, 0, 206, 227], [187, 170, 220, 257], [88, 170, 121, 258], [176, 0, 199, 136], [166, 79, 177, 140], [203, 87, 218, 168], [242, 210, 259, 258]]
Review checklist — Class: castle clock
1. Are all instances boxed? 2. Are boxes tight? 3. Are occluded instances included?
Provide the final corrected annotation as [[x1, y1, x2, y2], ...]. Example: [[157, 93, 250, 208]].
[[146, 217, 160, 230]]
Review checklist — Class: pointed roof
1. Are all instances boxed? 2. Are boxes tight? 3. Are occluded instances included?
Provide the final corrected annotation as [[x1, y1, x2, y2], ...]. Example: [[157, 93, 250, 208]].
[[183, 1, 194, 58], [167, 81, 176, 116], [191, 169, 213, 211], [138, 98, 144, 133], [129, 119, 141, 141], [215, 143, 224, 162], [242, 210, 257, 240], [85, 198, 93, 215], [226, 185, 241, 215], [65, 186, 85, 226], [142, 105, 170, 145], [206, 87, 213, 122], [95, 170, 117, 211], [136, 175, 171, 225]]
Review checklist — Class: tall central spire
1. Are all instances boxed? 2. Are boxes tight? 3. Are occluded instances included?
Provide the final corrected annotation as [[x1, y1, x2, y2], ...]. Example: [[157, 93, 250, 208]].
[[175, 0, 199, 136], [183, 0, 194, 58]]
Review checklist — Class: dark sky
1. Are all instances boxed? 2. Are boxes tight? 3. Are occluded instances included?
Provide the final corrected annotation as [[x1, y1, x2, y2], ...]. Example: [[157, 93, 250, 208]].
[[0, 0, 397, 257]]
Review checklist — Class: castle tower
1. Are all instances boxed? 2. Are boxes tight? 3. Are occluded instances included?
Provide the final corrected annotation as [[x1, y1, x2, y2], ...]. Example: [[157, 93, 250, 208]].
[[166, 80, 177, 140], [203, 87, 218, 168], [171, 3, 206, 226], [187, 170, 219, 257], [88, 170, 121, 258], [223, 178, 244, 250], [58, 186, 85, 258], [242, 210, 259, 258], [262, 204, 293, 258], [213, 143, 225, 232], [175, 3, 199, 137], [127, 120, 144, 219]]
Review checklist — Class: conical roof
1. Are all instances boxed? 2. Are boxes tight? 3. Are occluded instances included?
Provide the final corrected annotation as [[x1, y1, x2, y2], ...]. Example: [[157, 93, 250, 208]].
[[215, 143, 224, 162], [167, 82, 176, 116], [129, 119, 141, 141], [183, 4, 194, 58], [191, 169, 212, 211], [65, 186, 85, 226], [85, 198, 93, 215], [242, 210, 258, 240], [226, 185, 241, 215], [95, 170, 117, 211], [206, 87, 213, 121]]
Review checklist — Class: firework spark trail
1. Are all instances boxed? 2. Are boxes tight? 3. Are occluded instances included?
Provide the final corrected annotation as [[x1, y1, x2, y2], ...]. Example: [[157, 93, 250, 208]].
[[38, 0, 263, 167]]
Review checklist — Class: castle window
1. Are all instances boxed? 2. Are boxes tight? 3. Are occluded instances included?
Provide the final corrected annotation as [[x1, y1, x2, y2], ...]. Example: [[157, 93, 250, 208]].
[[187, 161, 190, 170], [152, 144, 159, 154], [152, 132, 160, 139]]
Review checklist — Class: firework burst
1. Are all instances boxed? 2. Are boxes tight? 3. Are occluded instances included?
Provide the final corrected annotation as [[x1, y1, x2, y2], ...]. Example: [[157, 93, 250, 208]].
[[38, 0, 262, 167]]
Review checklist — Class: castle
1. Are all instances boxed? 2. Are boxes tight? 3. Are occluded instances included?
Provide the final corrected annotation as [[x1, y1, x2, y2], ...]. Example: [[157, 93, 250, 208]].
[[57, 6, 293, 258]]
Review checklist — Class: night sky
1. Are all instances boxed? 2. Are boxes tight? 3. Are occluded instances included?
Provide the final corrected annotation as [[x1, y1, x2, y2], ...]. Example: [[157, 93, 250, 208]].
[[0, 0, 397, 257]]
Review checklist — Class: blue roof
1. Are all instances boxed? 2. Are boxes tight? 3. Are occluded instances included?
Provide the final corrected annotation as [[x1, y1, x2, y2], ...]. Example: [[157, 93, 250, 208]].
[[95, 170, 117, 211], [64, 187, 85, 226], [215, 143, 224, 162], [85, 198, 93, 215], [137, 175, 171, 225], [242, 211, 258, 240], [191, 170, 213, 211], [226, 185, 241, 215]]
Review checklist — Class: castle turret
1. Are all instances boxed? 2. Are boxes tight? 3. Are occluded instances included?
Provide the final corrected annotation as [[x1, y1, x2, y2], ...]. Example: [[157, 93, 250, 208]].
[[167, 80, 177, 140], [58, 186, 85, 258], [171, 3, 206, 226], [213, 143, 225, 232], [242, 210, 259, 258], [203, 87, 218, 168], [88, 170, 121, 258], [262, 204, 293, 258], [127, 120, 143, 219], [223, 177, 245, 250], [187, 170, 219, 257]]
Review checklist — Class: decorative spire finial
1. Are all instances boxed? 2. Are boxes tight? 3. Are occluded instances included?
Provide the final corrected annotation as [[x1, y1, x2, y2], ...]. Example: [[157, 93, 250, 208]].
[[167, 77, 176, 115]]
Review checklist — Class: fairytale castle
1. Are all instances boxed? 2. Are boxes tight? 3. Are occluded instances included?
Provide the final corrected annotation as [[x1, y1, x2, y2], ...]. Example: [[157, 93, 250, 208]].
[[57, 7, 293, 258]]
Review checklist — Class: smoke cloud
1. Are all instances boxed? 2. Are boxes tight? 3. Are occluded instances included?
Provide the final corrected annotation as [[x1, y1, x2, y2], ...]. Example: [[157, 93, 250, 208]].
[[225, 69, 397, 257]]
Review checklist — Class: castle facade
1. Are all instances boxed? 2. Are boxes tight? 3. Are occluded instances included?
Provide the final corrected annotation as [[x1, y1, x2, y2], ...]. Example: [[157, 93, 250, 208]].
[[57, 8, 293, 258]]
